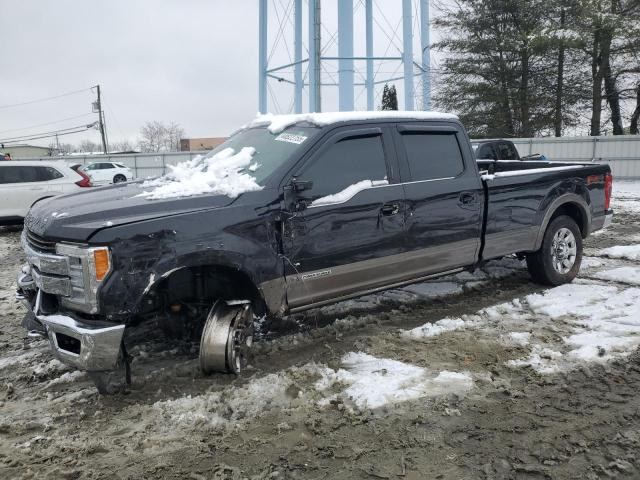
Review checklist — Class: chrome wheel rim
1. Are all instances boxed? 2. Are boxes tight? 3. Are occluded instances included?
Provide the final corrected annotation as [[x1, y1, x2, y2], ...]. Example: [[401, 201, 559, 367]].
[[200, 301, 254, 374], [550, 227, 577, 274]]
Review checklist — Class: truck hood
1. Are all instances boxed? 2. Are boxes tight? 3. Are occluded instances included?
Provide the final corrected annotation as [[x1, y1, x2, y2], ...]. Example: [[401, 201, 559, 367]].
[[25, 182, 236, 242]]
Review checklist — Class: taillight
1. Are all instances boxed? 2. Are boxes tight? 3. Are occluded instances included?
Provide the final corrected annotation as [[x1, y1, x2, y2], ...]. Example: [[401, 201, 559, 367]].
[[75, 169, 93, 187], [604, 173, 613, 210]]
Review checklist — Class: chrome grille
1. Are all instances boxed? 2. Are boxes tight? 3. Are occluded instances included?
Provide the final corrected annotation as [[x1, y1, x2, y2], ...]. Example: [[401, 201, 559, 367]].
[[26, 229, 56, 254]]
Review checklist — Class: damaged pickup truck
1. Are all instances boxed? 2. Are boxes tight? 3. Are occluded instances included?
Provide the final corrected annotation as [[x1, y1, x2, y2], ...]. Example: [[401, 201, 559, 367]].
[[16, 111, 614, 393]]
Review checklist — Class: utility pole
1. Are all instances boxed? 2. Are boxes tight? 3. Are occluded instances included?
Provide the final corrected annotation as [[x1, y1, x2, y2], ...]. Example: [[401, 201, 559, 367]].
[[94, 84, 108, 154]]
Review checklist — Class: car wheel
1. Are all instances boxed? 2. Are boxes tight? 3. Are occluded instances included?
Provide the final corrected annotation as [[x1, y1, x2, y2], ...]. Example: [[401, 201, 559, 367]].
[[526, 215, 582, 286], [113, 174, 127, 183]]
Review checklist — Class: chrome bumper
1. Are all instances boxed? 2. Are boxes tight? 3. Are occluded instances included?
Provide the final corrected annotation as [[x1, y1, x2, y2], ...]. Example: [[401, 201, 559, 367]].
[[16, 268, 125, 371]]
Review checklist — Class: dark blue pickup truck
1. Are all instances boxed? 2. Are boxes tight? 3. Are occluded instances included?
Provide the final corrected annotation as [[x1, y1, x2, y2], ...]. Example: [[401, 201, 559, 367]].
[[16, 111, 613, 392]]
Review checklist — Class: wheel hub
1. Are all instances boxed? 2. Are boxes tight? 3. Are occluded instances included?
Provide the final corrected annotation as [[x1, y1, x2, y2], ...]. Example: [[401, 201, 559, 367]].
[[200, 301, 254, 374], [550, 227, 577, 274]]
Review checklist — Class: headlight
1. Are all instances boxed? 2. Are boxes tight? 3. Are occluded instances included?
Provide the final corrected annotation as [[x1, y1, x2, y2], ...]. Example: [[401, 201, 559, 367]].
[[55, 243, 111, 313]]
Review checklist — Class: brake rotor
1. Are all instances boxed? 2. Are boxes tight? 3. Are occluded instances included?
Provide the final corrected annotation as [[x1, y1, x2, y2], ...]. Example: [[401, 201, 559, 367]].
[[199, 300, 254, 374]]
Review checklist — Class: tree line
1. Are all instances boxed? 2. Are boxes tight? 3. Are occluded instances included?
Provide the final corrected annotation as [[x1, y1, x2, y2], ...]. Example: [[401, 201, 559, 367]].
[[52, 121, 185, 155], [433, 0, 640, 138]]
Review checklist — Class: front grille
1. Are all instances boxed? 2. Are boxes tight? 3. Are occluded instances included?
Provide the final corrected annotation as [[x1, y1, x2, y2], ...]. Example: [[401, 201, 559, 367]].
[[26, 229, 57, 254]]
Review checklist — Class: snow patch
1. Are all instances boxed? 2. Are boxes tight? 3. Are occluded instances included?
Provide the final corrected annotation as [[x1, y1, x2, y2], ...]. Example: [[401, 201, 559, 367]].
[[403, 318, 469, 340], [598, 244, 640, 262], [593, 267, 640, 285], [311, 179, 388, 207], [314, 353, 473, 410], [137, 147, 262, 200]]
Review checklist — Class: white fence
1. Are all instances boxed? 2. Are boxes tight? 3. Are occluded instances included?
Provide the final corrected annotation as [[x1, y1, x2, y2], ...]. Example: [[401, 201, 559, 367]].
[[20, 134, 640, 179], [20, 152, 205, 180], [491, 135, 640, 179]]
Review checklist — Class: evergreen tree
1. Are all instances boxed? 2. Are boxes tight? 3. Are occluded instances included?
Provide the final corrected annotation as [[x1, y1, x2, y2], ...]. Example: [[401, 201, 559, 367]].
[[381, 83, 399, 110], [389, 85, 399, 110]]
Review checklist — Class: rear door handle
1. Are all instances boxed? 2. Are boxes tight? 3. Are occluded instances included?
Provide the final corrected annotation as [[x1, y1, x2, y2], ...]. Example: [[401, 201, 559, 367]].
[[381, 203, 400, 216], [459, 192, 477, 205]]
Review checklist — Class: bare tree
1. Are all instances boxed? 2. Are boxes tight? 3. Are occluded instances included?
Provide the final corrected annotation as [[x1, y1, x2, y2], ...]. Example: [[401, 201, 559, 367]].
[[78, 139, 103, 153], [139, 121, 185, 153], [110, 139, 136, 152]]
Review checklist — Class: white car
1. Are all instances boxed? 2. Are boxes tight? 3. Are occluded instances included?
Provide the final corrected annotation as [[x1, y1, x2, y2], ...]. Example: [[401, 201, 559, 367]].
[[0, 161, 92, 225], [81, 161, 132, 185]]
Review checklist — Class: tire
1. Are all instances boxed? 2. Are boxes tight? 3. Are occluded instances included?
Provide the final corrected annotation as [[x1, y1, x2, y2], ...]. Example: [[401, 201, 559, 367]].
[[526, 215, 582, 286], [113, 174, 127, 183]]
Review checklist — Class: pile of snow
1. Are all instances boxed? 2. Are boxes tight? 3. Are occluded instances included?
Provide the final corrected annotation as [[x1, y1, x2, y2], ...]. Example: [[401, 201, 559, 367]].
[[312, 179, 388, 207], [507, 345, 563, 374], [504, 331, 532, 346], [153, 372, 297, 429], [599, 244, 640, 261], [403, 318, 469, 340], [251, 111, 458, 134], [314, 352, 473, 410], [137, 147, 262, 200]]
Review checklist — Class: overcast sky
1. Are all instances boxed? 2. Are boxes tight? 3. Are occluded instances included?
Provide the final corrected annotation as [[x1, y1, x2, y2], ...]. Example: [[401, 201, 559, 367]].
[[0, 1, 441, 148]]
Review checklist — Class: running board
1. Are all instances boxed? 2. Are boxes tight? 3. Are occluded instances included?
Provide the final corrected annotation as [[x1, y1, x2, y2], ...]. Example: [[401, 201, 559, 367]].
[[288, 267, 464, 314]]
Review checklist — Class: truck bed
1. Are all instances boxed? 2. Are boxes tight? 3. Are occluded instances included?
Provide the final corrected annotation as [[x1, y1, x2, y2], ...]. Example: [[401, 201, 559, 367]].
[[477, 159, 611, 260]]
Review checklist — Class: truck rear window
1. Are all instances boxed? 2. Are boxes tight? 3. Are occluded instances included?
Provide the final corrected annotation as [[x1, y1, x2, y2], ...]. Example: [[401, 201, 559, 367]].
[[400, 132, 464, 181]]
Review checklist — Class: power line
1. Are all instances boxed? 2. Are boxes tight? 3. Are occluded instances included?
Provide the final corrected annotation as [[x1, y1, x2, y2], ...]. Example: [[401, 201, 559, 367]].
[[0, 123, 98, 144], [0, 87, 93, 110], [0, 113, 95, 134]]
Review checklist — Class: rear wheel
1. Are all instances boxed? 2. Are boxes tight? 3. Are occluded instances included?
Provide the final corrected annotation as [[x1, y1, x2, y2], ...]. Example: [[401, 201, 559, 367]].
[[199, 300, 254, 374], [526, 215, 582, 286], [113, 174, 127, 183]]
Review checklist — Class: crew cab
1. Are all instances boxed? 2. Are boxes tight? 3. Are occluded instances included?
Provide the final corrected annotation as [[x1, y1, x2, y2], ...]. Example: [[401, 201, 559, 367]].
[[16, 111, 613, 393]]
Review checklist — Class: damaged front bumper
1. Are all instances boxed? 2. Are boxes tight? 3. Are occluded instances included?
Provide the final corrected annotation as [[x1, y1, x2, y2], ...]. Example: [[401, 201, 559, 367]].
[[16, 268, 125, 371]]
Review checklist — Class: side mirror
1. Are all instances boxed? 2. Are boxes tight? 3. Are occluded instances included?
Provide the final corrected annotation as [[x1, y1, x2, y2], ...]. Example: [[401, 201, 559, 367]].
[[284, 179, 313, 212], [292, 179, 313, 192]]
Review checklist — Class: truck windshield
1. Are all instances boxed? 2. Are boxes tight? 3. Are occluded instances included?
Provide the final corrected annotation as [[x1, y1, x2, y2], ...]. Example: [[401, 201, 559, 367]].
[[201, 126, 319, 184]]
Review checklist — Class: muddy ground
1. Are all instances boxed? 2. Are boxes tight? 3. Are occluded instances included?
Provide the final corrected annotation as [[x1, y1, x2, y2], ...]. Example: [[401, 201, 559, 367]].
[[1, 186, 640, 480]]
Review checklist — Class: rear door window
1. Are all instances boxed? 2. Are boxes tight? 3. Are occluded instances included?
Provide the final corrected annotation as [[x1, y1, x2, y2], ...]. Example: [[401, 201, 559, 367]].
[[37, 166, 64, 181], [399, 132, 465, 181], [299, 133, 388, 202], [0, 166, 40, 183], [497, 142, 518, 160], [475, 143, 497, 160]]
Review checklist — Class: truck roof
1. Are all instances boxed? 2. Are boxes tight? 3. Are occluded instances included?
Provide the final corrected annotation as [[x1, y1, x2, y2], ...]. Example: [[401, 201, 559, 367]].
[[250, 110, 459, 134]]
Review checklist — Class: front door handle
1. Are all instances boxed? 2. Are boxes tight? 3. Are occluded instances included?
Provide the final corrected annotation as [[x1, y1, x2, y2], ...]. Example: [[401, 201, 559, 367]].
[[458, 192, 477, 205], [381, 203, 400, 216]]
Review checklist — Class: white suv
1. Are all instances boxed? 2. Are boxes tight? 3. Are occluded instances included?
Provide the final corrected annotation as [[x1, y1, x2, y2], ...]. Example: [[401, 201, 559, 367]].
[[0, 161, 92, 225], [81, 162, 132, 185]]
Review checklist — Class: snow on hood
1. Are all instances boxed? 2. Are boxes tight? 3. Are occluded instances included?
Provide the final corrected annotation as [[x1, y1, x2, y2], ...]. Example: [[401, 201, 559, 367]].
[[137, 147, 263, 200], [251, 110, 459, 134]]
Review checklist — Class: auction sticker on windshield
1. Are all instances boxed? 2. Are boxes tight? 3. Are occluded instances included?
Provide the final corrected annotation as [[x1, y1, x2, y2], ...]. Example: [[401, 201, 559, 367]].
[[275, 132, 308, 144]]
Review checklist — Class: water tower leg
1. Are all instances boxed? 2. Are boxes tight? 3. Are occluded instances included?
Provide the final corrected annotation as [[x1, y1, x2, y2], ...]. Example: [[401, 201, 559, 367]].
[[294, 0, 303, 114], [309, 0, 321, 112], [338, 0, 354, 111], [402, 0, 414, 111], [420, 0, 430, 110], [366, 0, 374, 111], [259, 0, 268, 114]]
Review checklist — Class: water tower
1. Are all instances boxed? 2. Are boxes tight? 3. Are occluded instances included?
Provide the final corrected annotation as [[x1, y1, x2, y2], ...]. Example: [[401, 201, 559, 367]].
[[258, 0, 431, 114]]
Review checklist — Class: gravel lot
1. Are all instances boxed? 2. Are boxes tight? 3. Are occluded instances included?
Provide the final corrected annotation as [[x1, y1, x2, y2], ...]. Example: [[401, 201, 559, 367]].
[[1, 182, 639, 480]]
